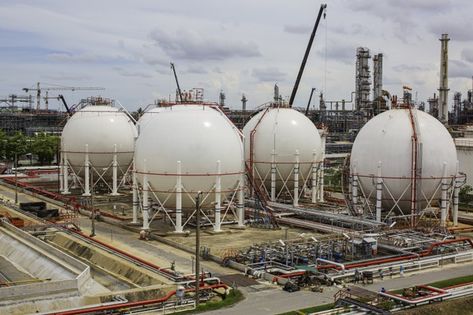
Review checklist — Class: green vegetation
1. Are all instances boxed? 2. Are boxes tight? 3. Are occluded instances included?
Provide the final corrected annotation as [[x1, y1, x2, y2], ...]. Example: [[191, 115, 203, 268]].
[[399, 296, 473, 315], [459, 185, 473, 204], [0, 131, 59, 165], [425, 274, 473, 289], [277, 302, 335, 315], [177, 289, 244, 314], [324, 167, 342, 192]]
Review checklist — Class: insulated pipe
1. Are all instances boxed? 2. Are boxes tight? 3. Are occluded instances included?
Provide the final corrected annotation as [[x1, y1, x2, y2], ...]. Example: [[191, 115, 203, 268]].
[[111, 144, 119, 196], [376, 161, 383, 222], [316, 257, 345, 272], [293, 150, 300, 207], [270, 150, 276, 202], [440, 162, 448, 228], [175, 161, 183, 233], [142, 160, 150, 230], [83, 144, 91, 196], [132, 159, 138, 224], [62, 152, 70, 194], [214, 160, 222, 232], [453, 161, 460, 226], [311, 150, 317, 203]]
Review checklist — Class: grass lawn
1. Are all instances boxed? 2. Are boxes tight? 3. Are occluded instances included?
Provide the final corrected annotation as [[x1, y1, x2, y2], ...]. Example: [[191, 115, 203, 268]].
[[177, 289, 244, 314]]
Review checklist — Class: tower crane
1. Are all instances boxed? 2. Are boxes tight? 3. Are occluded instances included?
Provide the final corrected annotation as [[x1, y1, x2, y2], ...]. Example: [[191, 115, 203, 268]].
[[22, 82, 105, 111]]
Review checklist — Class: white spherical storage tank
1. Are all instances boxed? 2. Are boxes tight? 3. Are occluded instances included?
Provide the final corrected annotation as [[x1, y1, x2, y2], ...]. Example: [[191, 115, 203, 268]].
[[61, 105, 137, 195], [350, 108, 458, 221], [243, 107, 324, 204], [134, 104, 244, 211]]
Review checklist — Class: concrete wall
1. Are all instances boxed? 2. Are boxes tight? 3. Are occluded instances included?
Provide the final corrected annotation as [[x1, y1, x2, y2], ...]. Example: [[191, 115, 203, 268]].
[[0, 221, 91, 300]]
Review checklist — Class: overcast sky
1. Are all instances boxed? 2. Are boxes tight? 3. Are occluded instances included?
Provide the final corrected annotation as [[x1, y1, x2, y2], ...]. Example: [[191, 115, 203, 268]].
[[1, 0, 472, 111]]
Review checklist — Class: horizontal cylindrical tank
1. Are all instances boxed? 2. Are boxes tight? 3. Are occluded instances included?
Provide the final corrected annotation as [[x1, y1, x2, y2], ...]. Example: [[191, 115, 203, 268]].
[[61, 105, 137, 179], [134, 104, 244, 208], [350, 108, 457, 212], [243, 107, 323, 191]]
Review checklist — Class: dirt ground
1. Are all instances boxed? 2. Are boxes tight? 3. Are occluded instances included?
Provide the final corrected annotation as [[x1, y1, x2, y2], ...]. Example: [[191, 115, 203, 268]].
[[166, 226, 325, 258]]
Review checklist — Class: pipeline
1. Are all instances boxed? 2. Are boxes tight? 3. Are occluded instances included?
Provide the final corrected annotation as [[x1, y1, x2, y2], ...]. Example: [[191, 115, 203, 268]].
[[317, 237, 473, 271], [48, 283, 228, 315]]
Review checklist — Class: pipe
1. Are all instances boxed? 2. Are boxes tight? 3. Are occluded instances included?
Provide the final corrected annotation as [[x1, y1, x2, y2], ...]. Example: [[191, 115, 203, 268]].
[[48, 283, 228, 315], [316, 257, 345, 271], [317, 237, 473, 271]]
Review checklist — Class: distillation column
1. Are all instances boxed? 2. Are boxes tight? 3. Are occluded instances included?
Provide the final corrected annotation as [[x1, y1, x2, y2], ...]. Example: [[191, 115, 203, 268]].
[[438, 34, 450, 125]]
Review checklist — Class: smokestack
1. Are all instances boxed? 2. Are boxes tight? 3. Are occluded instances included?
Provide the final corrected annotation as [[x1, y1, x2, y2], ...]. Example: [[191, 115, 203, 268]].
[[241, 94, 247, 111], [219, 90, 226, 106], [274, 84, 280, 103], [438, 34, 450, 125]]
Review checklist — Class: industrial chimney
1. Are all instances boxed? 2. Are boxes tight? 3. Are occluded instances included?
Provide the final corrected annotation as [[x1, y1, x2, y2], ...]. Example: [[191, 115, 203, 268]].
[[438, 34, 450, 125]]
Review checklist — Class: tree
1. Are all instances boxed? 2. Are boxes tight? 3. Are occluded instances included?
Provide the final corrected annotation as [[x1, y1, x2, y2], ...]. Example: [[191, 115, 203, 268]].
[[5, 132, 28, 161], [31, 133, 59, 165]]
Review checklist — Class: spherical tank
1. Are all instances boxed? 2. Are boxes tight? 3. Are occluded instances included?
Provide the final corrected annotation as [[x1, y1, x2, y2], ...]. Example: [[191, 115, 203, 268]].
[[136, 107, 165, 133], [134, 104, 244, 209], [61, 105, 137, 179], [350, 108, 457, 212], [242, 107, 323, 191]]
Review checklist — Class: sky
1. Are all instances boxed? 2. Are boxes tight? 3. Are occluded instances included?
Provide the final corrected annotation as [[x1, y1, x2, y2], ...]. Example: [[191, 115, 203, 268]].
[[0, 0, 472, 111]]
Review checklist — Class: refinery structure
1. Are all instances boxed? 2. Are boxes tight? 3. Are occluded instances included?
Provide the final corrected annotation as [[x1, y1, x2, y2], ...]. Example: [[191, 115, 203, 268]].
[[1, 3, 473, 315]]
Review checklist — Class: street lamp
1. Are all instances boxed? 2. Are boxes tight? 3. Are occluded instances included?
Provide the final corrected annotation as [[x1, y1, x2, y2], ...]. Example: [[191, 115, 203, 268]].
[[195, 191, 203, 307]]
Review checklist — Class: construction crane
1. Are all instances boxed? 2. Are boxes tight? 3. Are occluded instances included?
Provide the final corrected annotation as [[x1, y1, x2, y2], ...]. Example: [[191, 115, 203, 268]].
[[170, 63, 183, 102], [22, 82, 105, 111], [289, 4, 327, 107]]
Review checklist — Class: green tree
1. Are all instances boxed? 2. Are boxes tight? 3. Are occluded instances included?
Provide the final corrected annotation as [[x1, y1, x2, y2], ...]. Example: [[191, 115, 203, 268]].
[[5, 132, 28, 161], [31, 133, 59, 165]]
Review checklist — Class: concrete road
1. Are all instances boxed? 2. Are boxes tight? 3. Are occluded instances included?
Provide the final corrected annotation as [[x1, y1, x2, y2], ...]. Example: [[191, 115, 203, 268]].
[[206, 263, 473, 315], [78, 217, 234, 276]]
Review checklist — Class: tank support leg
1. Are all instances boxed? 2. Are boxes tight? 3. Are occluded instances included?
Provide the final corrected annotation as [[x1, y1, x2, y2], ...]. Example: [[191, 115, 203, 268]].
[[132, 159, 138, 224], [142, 160, 150, 231], [453, 161, 460, 227], [319, 132, 326, 202], [311, 150, 317, 203], [376, 161, 383, 222], [62, 152, 70, 195], [175, 161, 183, 233], [83, 144, 91, 196], [293, 150, 300, 207], [59, 149, 64, 192], [111, 144, 119, 196], [440, 162, 448, 228], [237, 169, 245, 228], [270, 150, 276, 202], [214, 160, 222, 232]]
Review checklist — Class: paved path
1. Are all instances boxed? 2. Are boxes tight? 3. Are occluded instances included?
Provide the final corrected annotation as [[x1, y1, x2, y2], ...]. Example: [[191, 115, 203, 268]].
[[78, 217, 234, 276], [206, 263, 473, 315]]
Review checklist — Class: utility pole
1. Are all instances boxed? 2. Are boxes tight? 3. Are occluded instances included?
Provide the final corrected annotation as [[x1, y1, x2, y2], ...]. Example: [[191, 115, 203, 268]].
[[194, 191, 203, 307]]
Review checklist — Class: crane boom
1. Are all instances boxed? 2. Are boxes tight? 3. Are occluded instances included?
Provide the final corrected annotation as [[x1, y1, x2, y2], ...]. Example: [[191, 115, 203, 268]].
[[170, 63, 183, 102], [289, 4, 327, 107], [22, 82, 105, 110]]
